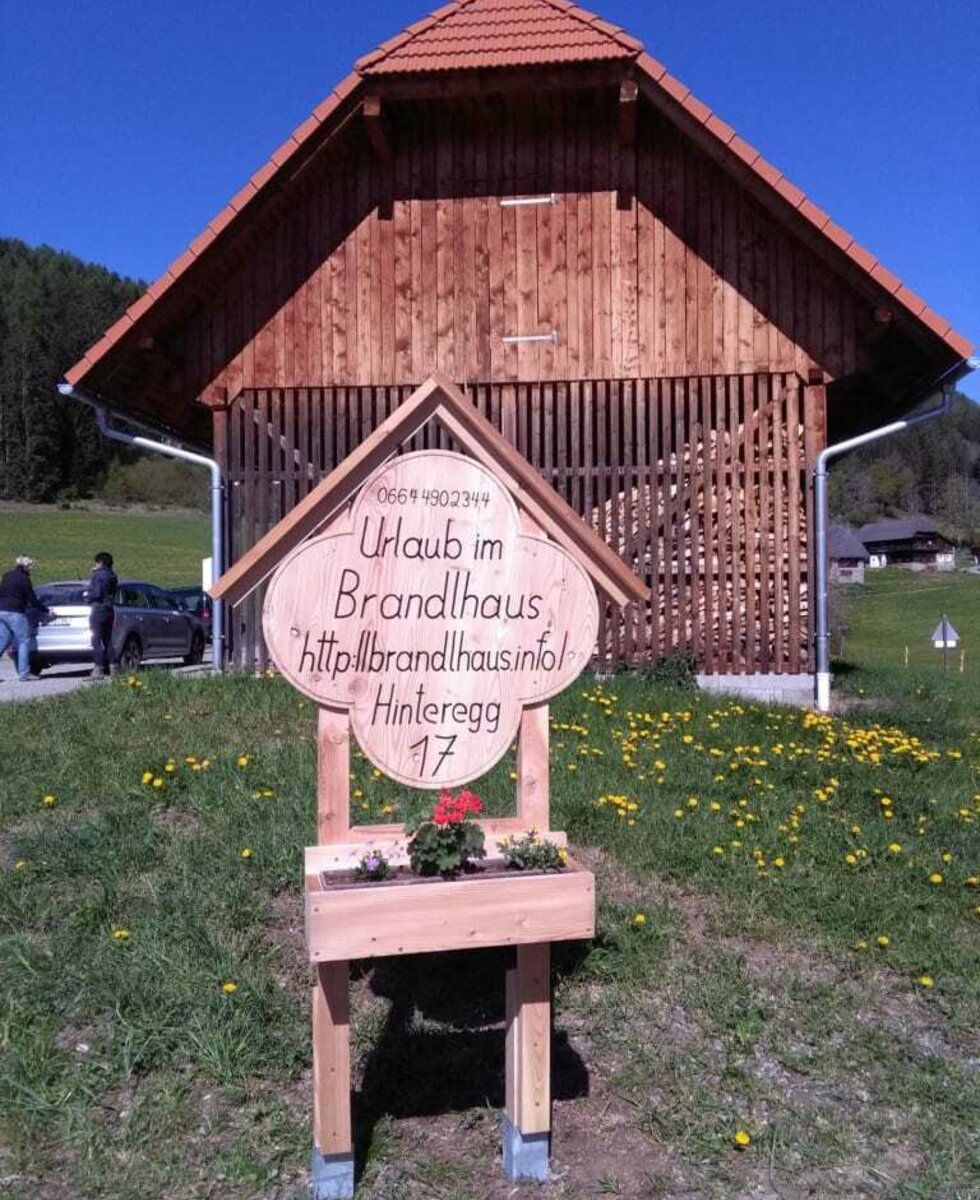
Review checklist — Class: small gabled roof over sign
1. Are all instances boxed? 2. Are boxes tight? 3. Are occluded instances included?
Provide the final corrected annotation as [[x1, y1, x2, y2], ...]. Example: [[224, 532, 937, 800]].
[[210, 374, 649, 608]]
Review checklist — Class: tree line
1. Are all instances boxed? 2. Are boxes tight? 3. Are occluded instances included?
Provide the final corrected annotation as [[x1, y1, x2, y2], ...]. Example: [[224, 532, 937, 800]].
[[0, 238, 145, 501], [828, 393, 980, 545]]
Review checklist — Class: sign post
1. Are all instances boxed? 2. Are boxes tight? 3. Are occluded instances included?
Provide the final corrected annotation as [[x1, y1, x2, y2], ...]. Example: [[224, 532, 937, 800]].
[[931, 614, 960, 674]]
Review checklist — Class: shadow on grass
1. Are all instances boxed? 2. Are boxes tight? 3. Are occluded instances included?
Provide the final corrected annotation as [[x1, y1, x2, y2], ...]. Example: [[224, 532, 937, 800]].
[[353, 943, 592, 1174]]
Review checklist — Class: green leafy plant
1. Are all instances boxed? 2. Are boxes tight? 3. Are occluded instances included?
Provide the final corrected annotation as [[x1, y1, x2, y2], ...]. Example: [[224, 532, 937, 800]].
[[405, 789, 486, 877], [354, 850, 391, 882], [498, 830, 568, 872], [639, 651, 699, 690]]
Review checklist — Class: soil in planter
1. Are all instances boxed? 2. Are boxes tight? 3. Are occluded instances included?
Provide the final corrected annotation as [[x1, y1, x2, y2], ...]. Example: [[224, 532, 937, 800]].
[[319, 860, 569, 893]]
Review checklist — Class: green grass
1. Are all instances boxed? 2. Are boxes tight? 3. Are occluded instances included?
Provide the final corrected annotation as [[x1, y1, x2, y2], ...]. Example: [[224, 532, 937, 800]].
[[0, 503, 210, 586], [1, 670, 977, 1198], [832, 568, 980, 736]]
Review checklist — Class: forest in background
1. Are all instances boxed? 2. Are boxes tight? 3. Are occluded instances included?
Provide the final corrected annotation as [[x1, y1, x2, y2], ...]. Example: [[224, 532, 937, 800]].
[[0, 238, 206, 510], [1, 238, 977, 537]]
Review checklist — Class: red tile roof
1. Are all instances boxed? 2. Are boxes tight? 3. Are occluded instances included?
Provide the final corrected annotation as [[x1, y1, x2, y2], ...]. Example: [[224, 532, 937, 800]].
[[64, 0, 972, 393], [355, 0, 641, 75]]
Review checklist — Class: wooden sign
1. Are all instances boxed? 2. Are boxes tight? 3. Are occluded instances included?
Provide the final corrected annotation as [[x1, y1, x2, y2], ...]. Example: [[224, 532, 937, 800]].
[[264, 450, 598, 787]]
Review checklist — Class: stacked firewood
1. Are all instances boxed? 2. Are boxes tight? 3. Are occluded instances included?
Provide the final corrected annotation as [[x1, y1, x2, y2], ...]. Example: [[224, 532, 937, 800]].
[[587, 425, 809, 667]]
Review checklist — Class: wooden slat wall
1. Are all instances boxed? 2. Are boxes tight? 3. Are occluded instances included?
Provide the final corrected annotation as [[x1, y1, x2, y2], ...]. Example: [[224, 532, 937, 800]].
[[225, 374, 809, 674], [188, 92, 872, 400]]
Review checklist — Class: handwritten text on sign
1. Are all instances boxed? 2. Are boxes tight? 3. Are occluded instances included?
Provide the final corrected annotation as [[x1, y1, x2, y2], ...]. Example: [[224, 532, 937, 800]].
[[262, 451, 599, 787]]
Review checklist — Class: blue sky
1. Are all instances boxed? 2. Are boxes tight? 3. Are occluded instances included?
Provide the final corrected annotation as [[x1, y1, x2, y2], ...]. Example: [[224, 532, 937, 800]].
[[2, 0, 977, 397]]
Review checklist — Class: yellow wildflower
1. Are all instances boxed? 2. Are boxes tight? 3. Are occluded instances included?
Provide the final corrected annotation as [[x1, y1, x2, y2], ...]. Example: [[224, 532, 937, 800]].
[[222, 981, 238, 994], [733, 1130, 752, 1148]]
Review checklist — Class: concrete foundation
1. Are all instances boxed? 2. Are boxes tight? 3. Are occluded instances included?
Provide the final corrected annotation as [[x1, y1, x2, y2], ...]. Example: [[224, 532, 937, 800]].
[[696, 673, 815, 708], [502, 1114, 550, 1182], [312, 1149, 355, 1200]]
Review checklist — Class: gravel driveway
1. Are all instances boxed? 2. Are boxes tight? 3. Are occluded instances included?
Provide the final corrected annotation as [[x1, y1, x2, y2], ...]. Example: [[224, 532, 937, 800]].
[[0, 651, 212, 703]]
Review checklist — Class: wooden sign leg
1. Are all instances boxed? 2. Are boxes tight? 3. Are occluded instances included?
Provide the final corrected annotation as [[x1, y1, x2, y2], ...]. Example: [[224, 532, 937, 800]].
[[312, 706, 354, 1198], [503, 942, 551, 1181], [312, 961, 354, 1198]]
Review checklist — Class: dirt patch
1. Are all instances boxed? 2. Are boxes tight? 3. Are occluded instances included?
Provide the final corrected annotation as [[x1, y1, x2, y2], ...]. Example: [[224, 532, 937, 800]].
[[264, 886, 308, 1001], [150, 807, 201, 835]]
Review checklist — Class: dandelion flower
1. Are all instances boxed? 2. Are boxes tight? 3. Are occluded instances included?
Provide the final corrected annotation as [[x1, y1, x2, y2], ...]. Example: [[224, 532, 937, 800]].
[[42, 794, 57, 807], [713, 846, 725, 856], [876, 935, 890, 948], [141, 771, 154, 785], [111, 928, 131, 941], [917, 975, 934, 988], [152, 778, 164, 790], [632, 912, 647, 926], [853, 939, 868, 950], [237, 755, 250, 767], [928, 873, 944, 885], [733, 1130, 752, 1149], [887, 843, 902, 854], [240, 848, 254, 860], [14, 860, 26, 871], [222, 981, 238, 994]]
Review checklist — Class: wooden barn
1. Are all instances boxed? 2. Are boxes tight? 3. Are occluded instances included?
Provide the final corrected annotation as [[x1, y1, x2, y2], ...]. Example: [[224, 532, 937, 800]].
[[64, 0, 973, 682]]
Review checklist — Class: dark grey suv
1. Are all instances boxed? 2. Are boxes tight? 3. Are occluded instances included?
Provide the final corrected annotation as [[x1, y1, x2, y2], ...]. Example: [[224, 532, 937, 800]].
[[32, 581, 207, 673]]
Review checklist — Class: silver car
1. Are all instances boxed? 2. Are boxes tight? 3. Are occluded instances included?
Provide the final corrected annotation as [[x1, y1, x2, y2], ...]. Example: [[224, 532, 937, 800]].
[[31, 580, 207, 674]]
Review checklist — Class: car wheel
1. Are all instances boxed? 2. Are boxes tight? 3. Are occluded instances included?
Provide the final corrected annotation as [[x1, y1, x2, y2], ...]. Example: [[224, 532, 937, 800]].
[[183, 632, 205, 666], [119, 635, 143, 671]]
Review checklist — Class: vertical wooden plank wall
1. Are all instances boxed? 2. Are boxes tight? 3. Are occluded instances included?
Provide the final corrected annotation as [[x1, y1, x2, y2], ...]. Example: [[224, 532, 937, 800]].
[[225, 374, 808, 674], [188, 91, 873, 402]]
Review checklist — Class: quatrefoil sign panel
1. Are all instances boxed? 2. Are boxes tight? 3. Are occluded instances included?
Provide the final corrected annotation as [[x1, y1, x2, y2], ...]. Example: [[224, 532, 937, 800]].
[[263, 450, 599, 788]]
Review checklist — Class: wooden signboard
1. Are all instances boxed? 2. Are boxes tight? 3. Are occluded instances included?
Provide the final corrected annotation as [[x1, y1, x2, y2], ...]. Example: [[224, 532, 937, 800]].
[[210, 376, 648, 1200], [263, 450, 599, 787]]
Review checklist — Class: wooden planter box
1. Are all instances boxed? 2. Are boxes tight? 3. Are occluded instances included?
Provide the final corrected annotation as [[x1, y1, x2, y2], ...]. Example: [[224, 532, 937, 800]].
[[305, 859, 595, 962]]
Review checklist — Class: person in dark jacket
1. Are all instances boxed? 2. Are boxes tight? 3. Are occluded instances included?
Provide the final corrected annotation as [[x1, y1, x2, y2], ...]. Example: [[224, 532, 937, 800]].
[[0, 556, 46, 682], [84, 551, 119, 679]]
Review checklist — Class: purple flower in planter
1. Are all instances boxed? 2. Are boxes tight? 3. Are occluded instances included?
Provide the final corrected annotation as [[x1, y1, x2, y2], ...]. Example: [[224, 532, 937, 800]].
[[356, 850, 391, 882]]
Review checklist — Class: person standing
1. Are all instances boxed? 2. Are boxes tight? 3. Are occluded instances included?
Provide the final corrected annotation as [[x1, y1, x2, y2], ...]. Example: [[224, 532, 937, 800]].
[[0, 555, 45, 682], [85, 551, 118, 678]]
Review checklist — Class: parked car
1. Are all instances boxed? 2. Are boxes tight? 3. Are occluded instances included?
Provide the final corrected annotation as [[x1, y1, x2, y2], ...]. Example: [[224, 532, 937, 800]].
[[30, 580, 207, 674], [170, 586, 213, 641]]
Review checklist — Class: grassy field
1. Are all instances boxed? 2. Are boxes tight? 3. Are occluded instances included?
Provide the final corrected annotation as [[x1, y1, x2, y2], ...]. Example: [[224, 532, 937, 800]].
[[832, 568, 980, 736], [0, 504, 209, 587], [1, 669, 977, 1199]]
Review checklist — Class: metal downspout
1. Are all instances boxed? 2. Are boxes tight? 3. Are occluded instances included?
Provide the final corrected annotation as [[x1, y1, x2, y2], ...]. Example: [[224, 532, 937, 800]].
[[813, 357, 977, 712], [57, 383, 225, 674]]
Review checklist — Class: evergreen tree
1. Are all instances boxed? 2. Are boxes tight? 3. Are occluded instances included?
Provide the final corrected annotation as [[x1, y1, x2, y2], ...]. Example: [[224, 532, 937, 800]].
[[0, 238, 144, 501]]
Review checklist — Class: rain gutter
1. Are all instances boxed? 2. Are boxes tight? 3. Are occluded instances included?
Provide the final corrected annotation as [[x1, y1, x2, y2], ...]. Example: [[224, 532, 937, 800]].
[[57, 382, 224, 674]]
